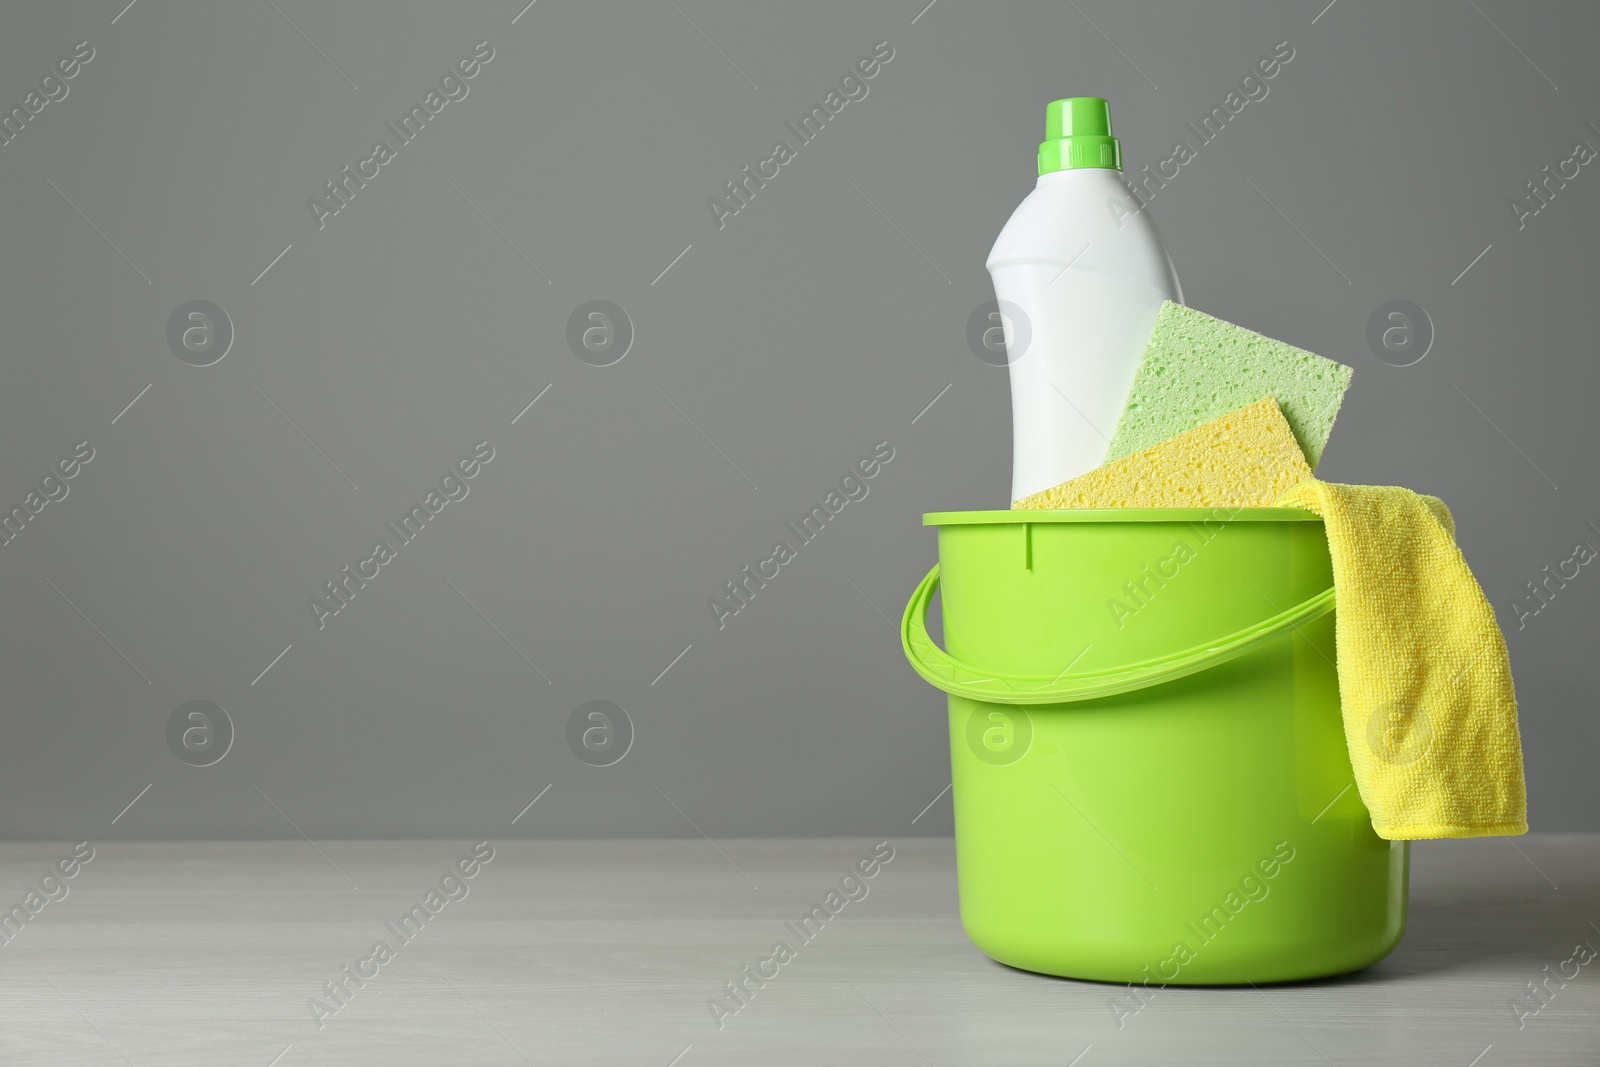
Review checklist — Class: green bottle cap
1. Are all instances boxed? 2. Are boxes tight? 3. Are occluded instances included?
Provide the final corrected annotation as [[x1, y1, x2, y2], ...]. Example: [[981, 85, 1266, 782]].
[[1038, 97, 1121, 174]]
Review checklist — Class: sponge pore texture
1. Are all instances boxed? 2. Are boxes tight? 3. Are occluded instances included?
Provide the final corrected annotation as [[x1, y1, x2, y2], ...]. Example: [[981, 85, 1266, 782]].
[[1108, 301, 1353, 470], [1015, 396, 1312, 510]]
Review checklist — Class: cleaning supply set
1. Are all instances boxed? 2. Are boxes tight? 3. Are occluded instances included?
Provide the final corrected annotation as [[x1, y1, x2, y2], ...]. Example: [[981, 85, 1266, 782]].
[[901, 98, 1527, 985]]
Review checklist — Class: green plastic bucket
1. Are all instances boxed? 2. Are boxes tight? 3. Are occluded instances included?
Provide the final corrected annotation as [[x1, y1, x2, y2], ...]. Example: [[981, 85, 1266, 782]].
[[901, 508, 1407, 985]]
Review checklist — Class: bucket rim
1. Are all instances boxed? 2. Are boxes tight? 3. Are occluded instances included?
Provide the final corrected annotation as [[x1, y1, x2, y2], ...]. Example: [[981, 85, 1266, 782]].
[[924, 507, 1321, 526]]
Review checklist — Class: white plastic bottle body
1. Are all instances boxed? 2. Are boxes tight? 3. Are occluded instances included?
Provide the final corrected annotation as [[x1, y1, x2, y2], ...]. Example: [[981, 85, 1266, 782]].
[[988, 168, 1182, 502]]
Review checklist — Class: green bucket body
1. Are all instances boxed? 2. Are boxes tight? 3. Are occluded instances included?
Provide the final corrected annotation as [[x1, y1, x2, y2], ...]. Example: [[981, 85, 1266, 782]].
[[904, 509, 1407, 985]]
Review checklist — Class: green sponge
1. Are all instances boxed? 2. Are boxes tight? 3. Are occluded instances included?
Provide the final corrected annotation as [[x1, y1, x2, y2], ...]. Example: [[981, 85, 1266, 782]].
[[1107, 302, 1353, 470]]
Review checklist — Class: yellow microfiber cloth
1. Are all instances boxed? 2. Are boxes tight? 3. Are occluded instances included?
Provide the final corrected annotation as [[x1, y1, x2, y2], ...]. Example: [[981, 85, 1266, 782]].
[[1013, 397, 1311, 510], [1275, 479, 1528, 839]]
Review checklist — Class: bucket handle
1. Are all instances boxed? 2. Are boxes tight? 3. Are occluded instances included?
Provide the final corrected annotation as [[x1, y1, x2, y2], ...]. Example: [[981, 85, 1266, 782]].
[[901, 564, 1336, 705]]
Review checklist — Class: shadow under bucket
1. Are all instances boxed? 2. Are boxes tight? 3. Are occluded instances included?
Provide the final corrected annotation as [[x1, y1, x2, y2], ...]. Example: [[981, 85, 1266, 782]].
[[901, 508, 1408, 985]]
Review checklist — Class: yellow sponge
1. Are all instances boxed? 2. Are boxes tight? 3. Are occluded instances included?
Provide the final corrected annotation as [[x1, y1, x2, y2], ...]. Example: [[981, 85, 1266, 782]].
[[1014, 396, 1311, 509]]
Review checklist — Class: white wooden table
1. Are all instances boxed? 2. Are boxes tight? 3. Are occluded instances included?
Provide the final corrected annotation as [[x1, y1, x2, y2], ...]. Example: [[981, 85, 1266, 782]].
[[1, 835, 1594, 1065]]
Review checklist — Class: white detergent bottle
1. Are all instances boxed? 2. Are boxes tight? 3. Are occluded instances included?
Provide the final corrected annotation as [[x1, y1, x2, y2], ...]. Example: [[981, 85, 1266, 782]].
[[987, 97, 1183, 502]]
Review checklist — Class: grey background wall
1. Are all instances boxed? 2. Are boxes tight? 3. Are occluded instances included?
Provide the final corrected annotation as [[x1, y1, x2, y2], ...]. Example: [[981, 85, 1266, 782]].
[[1, 0, 1594, 839]]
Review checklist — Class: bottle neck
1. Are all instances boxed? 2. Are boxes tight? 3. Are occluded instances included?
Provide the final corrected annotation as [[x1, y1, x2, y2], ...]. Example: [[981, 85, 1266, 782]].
[[1036, 167, 1124, 187]]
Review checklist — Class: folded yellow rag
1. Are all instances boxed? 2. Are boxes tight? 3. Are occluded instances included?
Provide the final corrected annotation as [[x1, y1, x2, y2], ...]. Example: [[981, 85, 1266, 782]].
[[1276, 480, 1527, 839]]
